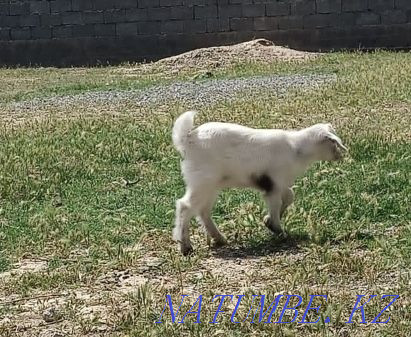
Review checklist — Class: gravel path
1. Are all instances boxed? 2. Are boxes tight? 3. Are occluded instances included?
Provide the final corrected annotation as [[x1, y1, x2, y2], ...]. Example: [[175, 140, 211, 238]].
[[9, 74, 335, 112]]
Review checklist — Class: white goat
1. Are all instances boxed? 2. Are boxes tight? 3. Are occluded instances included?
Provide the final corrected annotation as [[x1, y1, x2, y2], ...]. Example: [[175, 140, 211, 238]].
[[172, 110, 347, 255]]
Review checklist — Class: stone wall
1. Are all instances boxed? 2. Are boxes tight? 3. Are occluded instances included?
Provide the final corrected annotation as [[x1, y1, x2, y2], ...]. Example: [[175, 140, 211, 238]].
[[0, 0, 410, 66]]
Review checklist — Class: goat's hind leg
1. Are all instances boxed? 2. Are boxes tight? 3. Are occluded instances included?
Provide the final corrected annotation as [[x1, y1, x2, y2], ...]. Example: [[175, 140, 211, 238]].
[[173, 185, 219, 255], [173, 192, 195, 255], [196, 192, 226, 248]]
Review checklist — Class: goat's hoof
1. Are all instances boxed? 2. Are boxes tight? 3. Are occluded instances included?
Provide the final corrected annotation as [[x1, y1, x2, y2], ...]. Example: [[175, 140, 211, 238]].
[[212, 237, 227, 249], [180, 244, 194, 256], [263, 216, 283, 235], [278, 231, 289, 239]]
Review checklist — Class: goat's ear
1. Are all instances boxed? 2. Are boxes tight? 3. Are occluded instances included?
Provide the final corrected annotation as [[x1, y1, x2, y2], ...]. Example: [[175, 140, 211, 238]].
[[325, 133, 348, 151]]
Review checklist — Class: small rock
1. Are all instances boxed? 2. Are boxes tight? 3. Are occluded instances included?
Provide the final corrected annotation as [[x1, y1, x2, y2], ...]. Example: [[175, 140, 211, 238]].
[[42, 307, 62, 323], [192, 71, 214, 80]]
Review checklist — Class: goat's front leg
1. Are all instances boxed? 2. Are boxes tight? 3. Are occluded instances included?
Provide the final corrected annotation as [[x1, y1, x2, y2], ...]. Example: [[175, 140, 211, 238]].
[[263, 191, 284, 235]]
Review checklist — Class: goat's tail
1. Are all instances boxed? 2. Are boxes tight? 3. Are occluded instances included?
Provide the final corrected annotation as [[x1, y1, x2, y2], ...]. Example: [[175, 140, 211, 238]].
[[172, 110, 197, 155]]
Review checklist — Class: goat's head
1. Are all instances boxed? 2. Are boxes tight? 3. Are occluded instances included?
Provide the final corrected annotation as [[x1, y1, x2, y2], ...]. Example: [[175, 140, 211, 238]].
[[310, 123, 347, 161]]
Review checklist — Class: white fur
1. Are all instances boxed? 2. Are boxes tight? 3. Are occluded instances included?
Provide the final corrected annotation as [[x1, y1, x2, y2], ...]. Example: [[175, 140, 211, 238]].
[[172, 110, 347, 255]]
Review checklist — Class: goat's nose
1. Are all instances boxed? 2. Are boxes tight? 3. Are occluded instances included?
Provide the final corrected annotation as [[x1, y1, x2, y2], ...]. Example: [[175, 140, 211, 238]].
[[334, 148, 345, 160]]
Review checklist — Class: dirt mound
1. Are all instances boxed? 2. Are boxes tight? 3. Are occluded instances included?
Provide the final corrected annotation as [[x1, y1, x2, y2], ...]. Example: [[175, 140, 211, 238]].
[[149, 39, 318, 74]]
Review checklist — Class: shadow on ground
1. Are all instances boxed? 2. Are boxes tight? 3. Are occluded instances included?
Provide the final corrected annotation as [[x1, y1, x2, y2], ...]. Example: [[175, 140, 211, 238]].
[[212, 231, 311, 259]]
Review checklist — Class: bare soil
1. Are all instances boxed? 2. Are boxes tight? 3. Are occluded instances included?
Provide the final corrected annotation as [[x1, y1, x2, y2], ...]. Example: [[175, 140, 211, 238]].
[[139, 38, 318, 75]]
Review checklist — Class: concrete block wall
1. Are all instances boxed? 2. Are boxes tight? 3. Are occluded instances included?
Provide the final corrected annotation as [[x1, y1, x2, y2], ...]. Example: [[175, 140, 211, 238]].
[[0, 0, 410, 66]]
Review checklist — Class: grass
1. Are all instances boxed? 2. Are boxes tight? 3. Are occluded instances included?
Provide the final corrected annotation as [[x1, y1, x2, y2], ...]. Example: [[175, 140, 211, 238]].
[[0, 64, 173, 104], [0, 51, 410, 336]]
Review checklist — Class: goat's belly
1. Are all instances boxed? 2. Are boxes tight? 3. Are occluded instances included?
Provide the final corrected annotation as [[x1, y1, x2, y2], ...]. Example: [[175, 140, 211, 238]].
[[220, 175, 252, 189], [218, 163, 257, 188]]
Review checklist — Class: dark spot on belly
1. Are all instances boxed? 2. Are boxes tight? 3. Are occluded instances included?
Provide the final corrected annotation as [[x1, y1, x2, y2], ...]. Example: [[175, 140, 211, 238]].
[[252, 174, 274, 193]]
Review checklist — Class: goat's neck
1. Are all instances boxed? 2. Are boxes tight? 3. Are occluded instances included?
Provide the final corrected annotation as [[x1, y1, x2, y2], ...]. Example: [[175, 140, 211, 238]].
[[292, 131, 320, 167]]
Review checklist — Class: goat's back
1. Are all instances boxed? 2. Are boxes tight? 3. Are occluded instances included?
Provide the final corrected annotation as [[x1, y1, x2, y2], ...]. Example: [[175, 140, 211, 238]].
[[183, 122, 293, 178]]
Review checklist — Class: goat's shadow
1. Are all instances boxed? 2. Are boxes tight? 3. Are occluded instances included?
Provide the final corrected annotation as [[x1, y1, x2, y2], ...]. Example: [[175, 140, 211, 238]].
[[211, 232, 310, 259]]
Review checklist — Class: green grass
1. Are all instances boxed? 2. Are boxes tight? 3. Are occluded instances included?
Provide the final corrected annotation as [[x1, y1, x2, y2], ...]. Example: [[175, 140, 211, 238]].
[[0, 65, 172, 104], [0, 51, 410, 336]]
